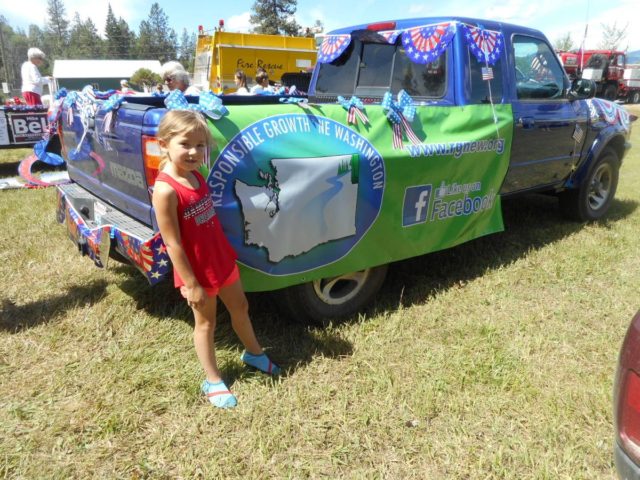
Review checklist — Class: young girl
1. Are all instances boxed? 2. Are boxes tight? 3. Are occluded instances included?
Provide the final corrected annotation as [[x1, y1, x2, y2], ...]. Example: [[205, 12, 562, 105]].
[[152, 110, 280, 409]]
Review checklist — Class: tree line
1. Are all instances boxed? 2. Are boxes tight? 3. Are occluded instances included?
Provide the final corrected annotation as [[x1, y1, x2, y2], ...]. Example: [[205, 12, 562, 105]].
[[0, 0, 320, 96], [0, 0, 196, 93]]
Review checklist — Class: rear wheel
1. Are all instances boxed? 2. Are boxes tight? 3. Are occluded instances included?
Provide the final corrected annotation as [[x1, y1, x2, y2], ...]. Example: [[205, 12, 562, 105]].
[[559, 147, 619, 221], [279, 265, 388, 325], [630, 90, 640, 104]]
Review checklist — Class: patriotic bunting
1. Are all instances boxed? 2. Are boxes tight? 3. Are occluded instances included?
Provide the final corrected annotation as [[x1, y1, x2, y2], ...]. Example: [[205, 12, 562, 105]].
[[461, 24, 504, 65], [317, 34, 352, 63], [317, 22, 505, 67], [379, 30, 402, 44], [587, 98, 631, 133], [401, 22, 456, 64]]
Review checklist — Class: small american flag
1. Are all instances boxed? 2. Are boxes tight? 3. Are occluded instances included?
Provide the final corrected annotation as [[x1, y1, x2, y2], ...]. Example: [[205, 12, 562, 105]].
[[481, 67, 494, 81], [572, 124, 584, 144]]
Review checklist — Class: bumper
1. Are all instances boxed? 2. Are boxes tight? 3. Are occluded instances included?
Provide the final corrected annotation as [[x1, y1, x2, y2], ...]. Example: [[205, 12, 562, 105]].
[[56, 183, 170, 285], [615, 441, 640, 480]]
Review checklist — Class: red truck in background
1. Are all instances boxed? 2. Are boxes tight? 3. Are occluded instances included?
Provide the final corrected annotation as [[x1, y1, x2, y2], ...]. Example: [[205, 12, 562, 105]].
[[558, 49, 640, 103]]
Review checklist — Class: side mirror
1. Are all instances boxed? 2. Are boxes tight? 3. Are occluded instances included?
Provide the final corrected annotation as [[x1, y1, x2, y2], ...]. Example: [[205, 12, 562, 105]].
[[568, 78, 596, 101]]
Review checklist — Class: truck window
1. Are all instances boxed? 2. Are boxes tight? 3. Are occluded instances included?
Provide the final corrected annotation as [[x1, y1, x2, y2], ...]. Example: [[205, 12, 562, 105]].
[[315, 36, 447, 99], [513, 36, 566, 100], [466, 45, 504, 104]]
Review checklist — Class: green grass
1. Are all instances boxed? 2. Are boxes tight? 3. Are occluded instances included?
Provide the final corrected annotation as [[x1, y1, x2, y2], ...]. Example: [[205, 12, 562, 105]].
[[2, 108, 640, 478]]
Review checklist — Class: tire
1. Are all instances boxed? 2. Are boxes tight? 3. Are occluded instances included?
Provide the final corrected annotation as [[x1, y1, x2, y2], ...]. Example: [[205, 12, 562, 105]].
[[279, 265, 389, 325], [603, 84, 618, 101], [630, 91, 640, 104], [559, 148, 619, 221]]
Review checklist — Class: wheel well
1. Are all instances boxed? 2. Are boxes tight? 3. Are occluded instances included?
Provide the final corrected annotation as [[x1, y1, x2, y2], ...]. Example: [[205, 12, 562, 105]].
[[605, 136, 625, 164]]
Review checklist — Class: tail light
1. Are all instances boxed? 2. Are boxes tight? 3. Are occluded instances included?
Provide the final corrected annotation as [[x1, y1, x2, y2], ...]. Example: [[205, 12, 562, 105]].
[[142, 135, 163, 189], [619, 369, 640, 462], [366, 21, 396, 31]]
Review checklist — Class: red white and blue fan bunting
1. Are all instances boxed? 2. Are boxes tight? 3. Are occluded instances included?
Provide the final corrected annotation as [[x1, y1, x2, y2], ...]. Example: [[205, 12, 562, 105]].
[[379, 30, 402, 44], [462, 24, 504, 66], [401, 22, 456, 64], [317, 34, 352, 63]]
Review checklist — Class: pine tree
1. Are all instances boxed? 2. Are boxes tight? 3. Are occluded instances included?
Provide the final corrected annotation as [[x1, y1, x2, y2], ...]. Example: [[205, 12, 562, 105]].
[[68, 13, 103, 59], [104, 5, 119, 59], [44, 0, 69, 58], [178, 29, 196, 71], [250, 0, 301, 36], [105, 4, 135, 59], [136, 3, 177, 63]]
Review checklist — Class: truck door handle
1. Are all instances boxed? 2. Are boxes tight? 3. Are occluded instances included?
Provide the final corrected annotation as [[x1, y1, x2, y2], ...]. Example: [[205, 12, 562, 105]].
[[518, 117, 535, 128]]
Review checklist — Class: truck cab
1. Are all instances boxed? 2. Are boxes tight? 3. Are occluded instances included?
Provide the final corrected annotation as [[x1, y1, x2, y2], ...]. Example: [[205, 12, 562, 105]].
[[309, 17, 591, 194]]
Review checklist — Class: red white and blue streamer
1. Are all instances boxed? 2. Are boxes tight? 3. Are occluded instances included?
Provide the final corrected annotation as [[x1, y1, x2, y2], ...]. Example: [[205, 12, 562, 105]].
[[461, 24, 504, 66], [401, 22, 456, 64], [382, 90, 421, 149], [317, 34, 352, 63]]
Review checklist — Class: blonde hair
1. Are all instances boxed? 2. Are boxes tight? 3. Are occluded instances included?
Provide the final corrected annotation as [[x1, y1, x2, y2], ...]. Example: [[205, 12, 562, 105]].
[[157, 110, 214, 170]]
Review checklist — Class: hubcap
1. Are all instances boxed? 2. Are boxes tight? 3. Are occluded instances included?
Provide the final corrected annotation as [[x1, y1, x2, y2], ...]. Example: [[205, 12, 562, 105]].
[[312, 269, 371, 305], [588, 163, 612, 211]]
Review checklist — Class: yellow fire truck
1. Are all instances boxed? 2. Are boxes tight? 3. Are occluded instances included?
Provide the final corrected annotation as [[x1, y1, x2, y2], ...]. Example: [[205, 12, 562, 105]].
[[193, 24, 317, 94]]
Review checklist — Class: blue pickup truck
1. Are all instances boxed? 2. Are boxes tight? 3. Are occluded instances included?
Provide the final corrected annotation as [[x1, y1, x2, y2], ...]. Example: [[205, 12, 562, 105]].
[[55, 17, 634, 323]]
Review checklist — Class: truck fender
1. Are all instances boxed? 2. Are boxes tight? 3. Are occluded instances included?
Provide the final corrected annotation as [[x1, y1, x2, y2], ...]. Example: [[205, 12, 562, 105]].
[[565, 127, 627, 189]]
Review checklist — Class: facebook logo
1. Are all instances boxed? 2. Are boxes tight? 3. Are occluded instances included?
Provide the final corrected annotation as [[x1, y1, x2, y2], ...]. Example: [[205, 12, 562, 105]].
[[402, 185, 432, 227]]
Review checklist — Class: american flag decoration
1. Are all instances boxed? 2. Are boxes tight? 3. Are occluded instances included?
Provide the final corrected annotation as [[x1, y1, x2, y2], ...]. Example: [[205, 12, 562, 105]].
[[113, 231, 170, 284], [481, 67, 494, 81], [401, 22, 456, 64], [382, 90, 421, 150], [462, 24, 504, 66], [317, 34, 352, 63], [337, 95, 369, 125], [588, 98, 631, 132], [379, 29, 402, 44], [572, 124, 584, 144]]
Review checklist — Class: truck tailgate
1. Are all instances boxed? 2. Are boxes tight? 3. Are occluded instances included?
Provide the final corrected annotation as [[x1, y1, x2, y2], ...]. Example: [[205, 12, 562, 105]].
[[61, 101, 165, 228]]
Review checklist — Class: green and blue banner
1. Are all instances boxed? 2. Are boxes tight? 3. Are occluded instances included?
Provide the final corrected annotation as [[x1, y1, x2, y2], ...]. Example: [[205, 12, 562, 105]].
[[206, 101, 513, 292]]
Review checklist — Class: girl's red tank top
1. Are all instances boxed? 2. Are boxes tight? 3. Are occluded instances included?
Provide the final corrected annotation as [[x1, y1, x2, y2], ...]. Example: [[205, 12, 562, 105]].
[[156, 171, 238, 290]]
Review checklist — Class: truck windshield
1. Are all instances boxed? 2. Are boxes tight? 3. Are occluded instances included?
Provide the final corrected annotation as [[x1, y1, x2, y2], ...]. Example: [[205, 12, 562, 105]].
[[315, 37, 447, 100]]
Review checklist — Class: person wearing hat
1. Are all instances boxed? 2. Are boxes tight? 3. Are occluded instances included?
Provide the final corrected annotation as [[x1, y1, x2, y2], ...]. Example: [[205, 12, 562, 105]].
[[21, 48, 51, 106]]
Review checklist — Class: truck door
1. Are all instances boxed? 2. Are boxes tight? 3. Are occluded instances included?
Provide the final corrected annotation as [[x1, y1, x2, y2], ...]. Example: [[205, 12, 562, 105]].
[[503, 35, 587, 194]]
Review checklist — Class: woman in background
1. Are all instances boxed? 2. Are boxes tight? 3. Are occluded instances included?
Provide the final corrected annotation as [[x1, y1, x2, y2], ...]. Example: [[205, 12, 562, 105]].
[[21, 48, 51, 106], [161, 61, 201, 95]]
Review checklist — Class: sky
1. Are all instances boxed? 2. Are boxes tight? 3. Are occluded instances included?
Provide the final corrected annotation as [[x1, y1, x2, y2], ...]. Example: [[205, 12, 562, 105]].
[[3, 0, 639, 52]]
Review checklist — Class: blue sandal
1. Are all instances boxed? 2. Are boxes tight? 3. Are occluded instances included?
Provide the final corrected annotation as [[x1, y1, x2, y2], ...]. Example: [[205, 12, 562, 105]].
[[241, 351, 281, 375], [201, 380, 237, 408]]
